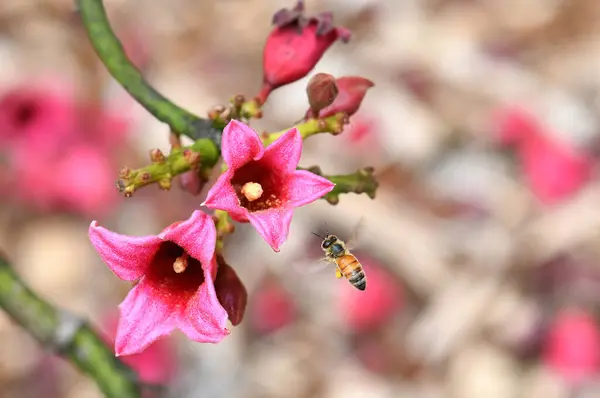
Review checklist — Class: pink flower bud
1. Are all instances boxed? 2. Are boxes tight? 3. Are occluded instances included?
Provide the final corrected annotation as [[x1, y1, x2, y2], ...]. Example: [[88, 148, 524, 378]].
[[306, 73, 338, 117], [258, 1, 351, 103], [179, 170, 204, 196], [249, 276, 296, 335], [542, 307, 600, 385], [338, 259, 404, 333], [306, 76, 374, 119], [214, 256, 248, 326]]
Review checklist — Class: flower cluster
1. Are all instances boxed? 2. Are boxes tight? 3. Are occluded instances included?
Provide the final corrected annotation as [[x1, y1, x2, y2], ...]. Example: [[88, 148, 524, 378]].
[[87, 0, 378, 357]]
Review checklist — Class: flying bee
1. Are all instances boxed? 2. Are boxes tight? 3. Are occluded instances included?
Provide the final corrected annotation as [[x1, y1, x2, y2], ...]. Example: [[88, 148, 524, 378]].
[[313, 232, 367, 291]]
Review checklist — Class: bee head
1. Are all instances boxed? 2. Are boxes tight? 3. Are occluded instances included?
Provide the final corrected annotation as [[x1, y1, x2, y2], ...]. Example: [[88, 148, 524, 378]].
[[321, 235, 338, 250]]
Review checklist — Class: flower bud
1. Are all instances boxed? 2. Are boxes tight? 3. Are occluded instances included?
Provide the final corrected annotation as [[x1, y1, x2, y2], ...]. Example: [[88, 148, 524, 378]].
[[306, 76, 374, 119], [214, 256, 248, 326], [178, 170, 204, 196], [306, 73, 338, 117], [258, 1, 351, 103]]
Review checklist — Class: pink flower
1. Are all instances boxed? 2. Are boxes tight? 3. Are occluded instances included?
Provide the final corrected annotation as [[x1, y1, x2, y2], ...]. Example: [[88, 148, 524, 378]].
[[0, 85, 77, 155], [542, 307, 600, 385], [305, 76, 374, 119], [258, 1, 351, 103], [248, 276, 296, 335], [338, 258, 404, 333], [202, 120, 335, 252], [88, 210, 229, 356], [493, 106, 594, 204], [53, 145, 121, 217], [0, 81, 133, 215], [101, 312, 177, 384]]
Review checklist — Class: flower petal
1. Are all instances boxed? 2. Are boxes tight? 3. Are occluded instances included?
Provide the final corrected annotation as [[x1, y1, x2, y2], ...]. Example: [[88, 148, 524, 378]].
[[287, 170, 336, 207], [115, 278, 177, 356], [262, 128, 302, 174], [178, 258, 229, 342], [88, 221, 161, 281], [202, 171, 249, 220], [159, 210, 217, 266], [221, 120, 264, 170], [247, 208, 294, 252]]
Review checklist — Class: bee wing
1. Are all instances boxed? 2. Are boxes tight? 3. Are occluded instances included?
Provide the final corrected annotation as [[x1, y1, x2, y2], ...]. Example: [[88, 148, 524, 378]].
[[346, 216, 365, 251], [291, 257, 334, 275]]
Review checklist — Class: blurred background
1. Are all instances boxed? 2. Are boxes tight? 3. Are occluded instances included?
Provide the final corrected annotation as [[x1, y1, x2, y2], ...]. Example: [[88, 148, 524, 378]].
[[3, 0, 600, 397]]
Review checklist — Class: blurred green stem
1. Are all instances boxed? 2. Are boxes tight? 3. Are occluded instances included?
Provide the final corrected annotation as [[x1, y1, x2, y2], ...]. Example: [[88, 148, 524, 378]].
[[77, 0, 220, 142], [0, 252, 141, 398]]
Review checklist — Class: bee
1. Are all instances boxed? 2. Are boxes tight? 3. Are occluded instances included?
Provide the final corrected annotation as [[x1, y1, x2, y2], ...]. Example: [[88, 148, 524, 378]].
[[313, 232, 367, 291]]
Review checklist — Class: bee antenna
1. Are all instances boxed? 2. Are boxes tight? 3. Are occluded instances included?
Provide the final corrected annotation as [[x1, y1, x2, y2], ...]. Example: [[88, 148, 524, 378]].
[[311, 231, 324, 239]]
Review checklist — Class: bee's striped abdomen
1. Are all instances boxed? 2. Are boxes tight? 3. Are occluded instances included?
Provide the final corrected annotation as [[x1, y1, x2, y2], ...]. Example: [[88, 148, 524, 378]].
[[337, 254, 367, 291]]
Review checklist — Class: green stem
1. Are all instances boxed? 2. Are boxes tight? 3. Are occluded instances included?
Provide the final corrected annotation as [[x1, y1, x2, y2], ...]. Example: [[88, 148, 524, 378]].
[[302, 166, 379, 205], [77, 0, 220, 142], [117, 138, 219, 196], [214, 210, 235, 254], [261, 113, 348, 146], [0, 252, 141, 398], [117, 137, 379, 204]]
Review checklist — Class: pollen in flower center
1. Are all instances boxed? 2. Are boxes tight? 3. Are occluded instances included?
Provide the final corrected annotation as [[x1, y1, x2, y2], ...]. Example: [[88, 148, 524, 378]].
[[146, 241, 205, 302], [173, 252, 189, 273], [231, 161, 287, 213], [241, 182, 263, 202]]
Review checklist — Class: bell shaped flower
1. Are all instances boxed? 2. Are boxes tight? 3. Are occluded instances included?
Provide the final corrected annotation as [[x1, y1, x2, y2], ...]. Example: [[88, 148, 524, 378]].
[[202, 120, 335, 251], [258, 1, 351, 103], [89, 210, 229, 356]]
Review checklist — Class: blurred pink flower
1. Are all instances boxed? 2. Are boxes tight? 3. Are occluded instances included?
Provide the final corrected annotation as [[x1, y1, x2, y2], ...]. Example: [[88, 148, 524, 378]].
[[101, 312, 177, 384], [0, 85, 76, 155], [493, 106, 594, 204], [0, 82, 132, 215], [202, 120, 335, 252], [258, 1, 351, 103], [249, 277, 296, 335], [89, 210, 229, 356], [52, 145, 121, 216], [342, 115, 381, 152], [542, 307, 600, 385], [338, 259, 404, 333]]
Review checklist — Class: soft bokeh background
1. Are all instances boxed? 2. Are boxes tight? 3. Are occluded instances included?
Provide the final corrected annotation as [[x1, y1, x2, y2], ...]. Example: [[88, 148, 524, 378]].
[[3, 0, 600, 397]]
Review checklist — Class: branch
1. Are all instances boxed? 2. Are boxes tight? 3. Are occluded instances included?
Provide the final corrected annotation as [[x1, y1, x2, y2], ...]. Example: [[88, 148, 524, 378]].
[[261, 113, 348, 145], [0, 252, 141, 398], [76, 0, 221, 142], [117, 138, 219, 196], [303, 166, 379, 205]]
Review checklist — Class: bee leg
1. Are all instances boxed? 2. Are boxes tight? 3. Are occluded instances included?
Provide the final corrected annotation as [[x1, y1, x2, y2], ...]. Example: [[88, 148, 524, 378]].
[[335, 267, 343, 279]]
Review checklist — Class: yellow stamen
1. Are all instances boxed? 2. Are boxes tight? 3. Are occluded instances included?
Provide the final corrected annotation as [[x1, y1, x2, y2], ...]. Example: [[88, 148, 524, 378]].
[[241, 182, 263, 202], [173, 252, 189, 273]]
